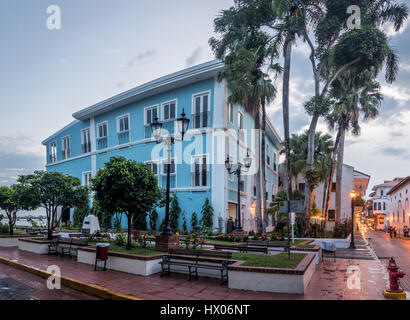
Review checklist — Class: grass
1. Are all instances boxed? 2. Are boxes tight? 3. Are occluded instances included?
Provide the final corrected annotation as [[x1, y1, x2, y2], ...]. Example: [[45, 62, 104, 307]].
[[295, 244, 316, 249], [89, 241, 163, 256], [231, 252, 306, 269], [0, 230, 27, 236]]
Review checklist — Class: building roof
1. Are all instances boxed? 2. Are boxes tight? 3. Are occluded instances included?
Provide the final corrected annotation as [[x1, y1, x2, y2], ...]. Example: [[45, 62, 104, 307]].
[[372, 178, 403, 191], [386, 176, 410, 195], [72, 60, 225, 121]]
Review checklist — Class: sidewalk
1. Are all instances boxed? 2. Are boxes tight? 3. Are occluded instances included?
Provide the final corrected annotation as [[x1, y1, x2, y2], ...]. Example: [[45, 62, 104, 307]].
[[0, 247, 389, 300]]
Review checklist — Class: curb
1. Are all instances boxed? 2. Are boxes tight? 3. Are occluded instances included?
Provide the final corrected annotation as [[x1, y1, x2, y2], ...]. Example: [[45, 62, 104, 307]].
[[0, 256, 141, 300]]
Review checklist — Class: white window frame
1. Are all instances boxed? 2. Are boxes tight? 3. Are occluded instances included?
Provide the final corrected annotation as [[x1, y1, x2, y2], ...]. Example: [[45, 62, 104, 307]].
[[191, 154, 209, 188], [61, 135, 71, 160], [238, 110, 244, 141], [228, 103, 234, 124], [144, 105, 159, 126], [97, 121, 108, 139], [192, 91, 211, 128], [162, 158, 176, 175], [82, 172, 92, 187], [81, 128, 91, 154], [161, 99, 177, 122], [267, 144, 270, 166], [117, 113, 130, 134], [49, 141, 57, 163], [145, 160, 159, 177]]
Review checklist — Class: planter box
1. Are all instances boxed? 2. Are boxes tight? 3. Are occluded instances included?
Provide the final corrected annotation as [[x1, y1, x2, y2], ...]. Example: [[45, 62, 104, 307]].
[[228, 254, 316, 295], [295, 234, 351, 249], [18, 238, 51, 254], [77, 247, 164, 276], [0, 235, 34, 247]]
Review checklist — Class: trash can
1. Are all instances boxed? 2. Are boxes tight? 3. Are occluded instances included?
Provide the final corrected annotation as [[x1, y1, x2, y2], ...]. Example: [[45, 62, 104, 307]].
[[95, 243, 109, 271]]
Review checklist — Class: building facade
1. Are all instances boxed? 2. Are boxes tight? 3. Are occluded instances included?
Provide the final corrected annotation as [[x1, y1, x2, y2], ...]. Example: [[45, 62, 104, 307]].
[[41, 60, 281, 232], [369, 178, 403, 231], [387, 176, 410, 235], [279, 164, 369, 230]]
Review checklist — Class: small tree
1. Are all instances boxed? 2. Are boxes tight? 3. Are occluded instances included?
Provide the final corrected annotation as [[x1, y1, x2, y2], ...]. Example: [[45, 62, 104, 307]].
[[191, 212, 199, 233], [200, 198, 214, 229], [169, 193, 181, 232], [182, 212, 188, 235], [0, 184, 35, 235], [92, 156, 161, 249], [159, 218, 166, 232], [18, 171, 89, 239], [149, 209, 158, 231], [91, 197, 112, 230], [73, 203, 89, 228]]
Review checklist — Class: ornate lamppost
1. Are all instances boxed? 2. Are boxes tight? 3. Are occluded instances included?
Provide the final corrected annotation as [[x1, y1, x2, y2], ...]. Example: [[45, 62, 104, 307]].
[[225, 150, 252, 232], [150, 110, 190, 250]]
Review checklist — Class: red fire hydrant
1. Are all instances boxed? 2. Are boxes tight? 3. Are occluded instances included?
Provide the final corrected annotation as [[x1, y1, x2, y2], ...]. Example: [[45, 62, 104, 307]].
[[387, 257, 405, 292]]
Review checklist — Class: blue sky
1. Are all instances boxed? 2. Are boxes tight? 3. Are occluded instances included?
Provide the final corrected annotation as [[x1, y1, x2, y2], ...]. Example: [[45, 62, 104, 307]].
[[0, 0, 409, 194]]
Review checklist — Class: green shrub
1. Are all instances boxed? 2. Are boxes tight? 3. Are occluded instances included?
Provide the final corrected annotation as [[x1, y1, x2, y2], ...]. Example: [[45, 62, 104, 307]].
[[0, 223, 9, 234]]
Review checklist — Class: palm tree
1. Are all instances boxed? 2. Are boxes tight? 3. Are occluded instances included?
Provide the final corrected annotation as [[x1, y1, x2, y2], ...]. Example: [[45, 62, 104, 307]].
[[326, 70, 382, 225]]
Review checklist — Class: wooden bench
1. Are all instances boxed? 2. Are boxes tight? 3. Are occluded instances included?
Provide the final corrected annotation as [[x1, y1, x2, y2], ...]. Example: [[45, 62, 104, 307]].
[[246, 240, 289, 248], [61, 238, 89, 258], [213, 243, 268, 254], [160, 249, 232, 284]]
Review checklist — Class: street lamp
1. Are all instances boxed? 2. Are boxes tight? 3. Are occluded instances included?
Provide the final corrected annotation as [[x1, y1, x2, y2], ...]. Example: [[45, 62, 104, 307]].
[[349, 190, 357, 249], [150, 109, 190, 236], [225, 150, 252, 231]]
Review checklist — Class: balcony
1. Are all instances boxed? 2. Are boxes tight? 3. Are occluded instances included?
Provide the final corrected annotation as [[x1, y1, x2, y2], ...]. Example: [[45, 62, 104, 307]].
[[118, 131, 130, 145], [97, 137, 108, 150], [192, 111, 209, 129]]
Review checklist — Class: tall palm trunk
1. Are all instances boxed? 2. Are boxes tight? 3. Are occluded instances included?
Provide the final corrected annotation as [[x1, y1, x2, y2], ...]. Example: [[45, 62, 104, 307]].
[[303, 112, 320, 234], [261, 97, 268, 232], [282, 35, 293, 221], [254, 112, 263, 234], [324, 127, 342, 237], [335, 126, 346, 223]]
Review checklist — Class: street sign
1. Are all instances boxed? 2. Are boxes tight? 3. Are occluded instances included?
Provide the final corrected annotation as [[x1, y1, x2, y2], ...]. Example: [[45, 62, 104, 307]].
[[290, 212, 295, 225], [279, 200, 304, 213]]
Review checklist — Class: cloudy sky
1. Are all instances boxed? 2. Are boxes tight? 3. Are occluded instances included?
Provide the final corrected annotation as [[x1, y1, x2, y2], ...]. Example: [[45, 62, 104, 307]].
[[1, 0, 409, 196]]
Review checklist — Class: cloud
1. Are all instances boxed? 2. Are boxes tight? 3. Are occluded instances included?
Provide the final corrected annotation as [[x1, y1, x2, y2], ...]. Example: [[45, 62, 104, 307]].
[[0, 135, 44, 186], [186, 47, 203, 68], [379, 146, 410, 159], [126, 49, 157, 68]]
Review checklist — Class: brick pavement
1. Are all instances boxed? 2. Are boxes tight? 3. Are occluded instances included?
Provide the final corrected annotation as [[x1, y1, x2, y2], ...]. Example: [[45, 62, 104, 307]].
[[0, 246, 390, 300]]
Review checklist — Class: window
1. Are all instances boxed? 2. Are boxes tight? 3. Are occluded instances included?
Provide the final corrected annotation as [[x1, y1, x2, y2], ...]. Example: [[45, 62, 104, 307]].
[[328, 210, 335, 221], [273, 153, 277, 171], [381, 190, 384, 196], [267, 144, 271, 165], [97, 122, 108, 150], [383, 202, 386, 211], [299, 183, 305, 192], [117, 114, 130, 144], [117, 115, 129, 133], [192, 93, 209, 128], [49, 141, 57, 163], [191, 155, 208, 187], [238, 111, 244, 141], [378, 202, 381, 210], [162, 101, 176, 121], [162, 159, 176, 188], [81, 128, 91, 154], [272, 184, 275, 201], [239, 178, 245, 192], [61, 136, 70, 160], [228, 104, 234, 124], [146, 161, 159, 176], [332, 182, 337, 193], [162, 159, 176, 175], [145, 106, 159, 125], [82, 172, 92, 187], [374, 202, 377, 210]]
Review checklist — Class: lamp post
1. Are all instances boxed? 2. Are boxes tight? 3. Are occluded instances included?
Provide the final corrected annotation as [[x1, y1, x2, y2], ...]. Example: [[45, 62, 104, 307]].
[[225, 150, 252, 232], [150, 110, 190, 237], [349, 190, 357, 249]]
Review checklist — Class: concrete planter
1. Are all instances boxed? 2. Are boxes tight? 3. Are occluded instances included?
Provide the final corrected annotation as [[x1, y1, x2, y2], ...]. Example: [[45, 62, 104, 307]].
[[77, 247, 164, 276], [228, 253, 316, 295], [0, 235, 34, 247], [295, 234, 351, 249], [18, 238, 51, 254]]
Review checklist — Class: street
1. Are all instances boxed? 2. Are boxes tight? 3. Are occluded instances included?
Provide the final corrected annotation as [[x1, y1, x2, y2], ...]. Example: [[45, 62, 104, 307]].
[[0, 262, 98, 300], [366, 229, 410, 292]]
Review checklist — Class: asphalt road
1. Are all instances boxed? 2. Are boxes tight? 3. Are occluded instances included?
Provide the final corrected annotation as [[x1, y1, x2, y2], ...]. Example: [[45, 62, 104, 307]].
[[366, 229, 410, 292], [0, 262, 98, 300]]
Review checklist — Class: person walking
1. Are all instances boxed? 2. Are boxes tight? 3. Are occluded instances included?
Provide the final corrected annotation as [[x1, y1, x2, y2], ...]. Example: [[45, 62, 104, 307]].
[[388, 226, 393, 239], [404, 226, 409, 238], [393, 226, 397, 238]]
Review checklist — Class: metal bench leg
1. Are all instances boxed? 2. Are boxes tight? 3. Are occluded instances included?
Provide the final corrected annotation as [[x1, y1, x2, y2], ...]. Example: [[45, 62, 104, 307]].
[[188, 266, 192, 281]]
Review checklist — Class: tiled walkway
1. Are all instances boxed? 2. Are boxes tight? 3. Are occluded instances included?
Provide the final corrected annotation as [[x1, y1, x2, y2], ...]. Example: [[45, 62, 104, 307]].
[[0, 246, 389, 300]]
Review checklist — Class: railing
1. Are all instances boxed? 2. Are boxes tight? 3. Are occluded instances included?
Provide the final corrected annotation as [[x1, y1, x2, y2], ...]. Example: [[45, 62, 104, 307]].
[[191, 111, 209, 129], [118, 131, 130, 145], [97, 137, 108, 150]]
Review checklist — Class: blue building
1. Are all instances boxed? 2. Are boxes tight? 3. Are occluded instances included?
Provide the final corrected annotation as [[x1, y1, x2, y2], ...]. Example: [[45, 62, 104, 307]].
[[42, 60, 282, 232]]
